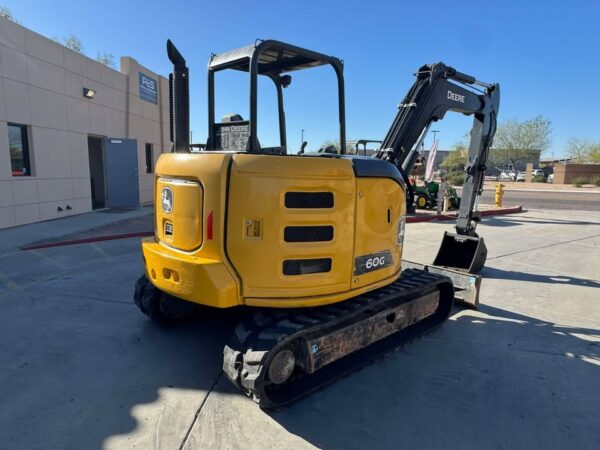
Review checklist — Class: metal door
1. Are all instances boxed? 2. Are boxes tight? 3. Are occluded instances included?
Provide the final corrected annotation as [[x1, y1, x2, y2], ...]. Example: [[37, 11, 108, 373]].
[[103, 138, 139, 208]]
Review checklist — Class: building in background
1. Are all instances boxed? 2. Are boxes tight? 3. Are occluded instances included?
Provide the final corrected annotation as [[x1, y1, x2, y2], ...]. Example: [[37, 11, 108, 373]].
[[0, 16, 170, 229]]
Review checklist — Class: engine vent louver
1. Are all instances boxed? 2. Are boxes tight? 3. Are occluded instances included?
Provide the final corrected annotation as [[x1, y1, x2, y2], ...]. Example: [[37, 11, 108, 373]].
[[285, 192, 334, 209], [284, 226, 334, 242], [283, 258, 332, 275]]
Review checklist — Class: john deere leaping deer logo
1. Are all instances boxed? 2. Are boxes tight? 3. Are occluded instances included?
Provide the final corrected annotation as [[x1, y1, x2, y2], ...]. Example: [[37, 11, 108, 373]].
[[161, 187, 173, 214]]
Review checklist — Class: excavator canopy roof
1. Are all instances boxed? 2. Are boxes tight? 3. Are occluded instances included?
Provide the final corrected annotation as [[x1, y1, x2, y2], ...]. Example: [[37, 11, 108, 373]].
[[206, 39, 347, 153], [208, 39, 343, 74]]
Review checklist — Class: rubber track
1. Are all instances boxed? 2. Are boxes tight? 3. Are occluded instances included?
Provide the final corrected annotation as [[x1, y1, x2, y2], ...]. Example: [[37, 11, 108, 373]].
[[223, 268, 454, 409]]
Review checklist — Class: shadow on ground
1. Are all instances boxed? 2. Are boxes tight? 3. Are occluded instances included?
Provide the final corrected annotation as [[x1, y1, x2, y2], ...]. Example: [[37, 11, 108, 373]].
[[483, 215, 600, 228], [2, 245, 598, 449], [265, 305, 599, 450], [0, 246, 245, 450], [0, 293, 240, 449], [482, 266, 600, 288]]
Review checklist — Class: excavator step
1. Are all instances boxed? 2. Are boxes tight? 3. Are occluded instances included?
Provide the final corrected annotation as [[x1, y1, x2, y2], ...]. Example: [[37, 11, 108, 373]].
[[223, 268, 454, 409]]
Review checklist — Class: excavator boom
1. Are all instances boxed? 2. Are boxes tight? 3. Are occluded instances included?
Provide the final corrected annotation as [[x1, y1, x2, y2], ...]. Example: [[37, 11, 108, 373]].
[[376, 62, 500, 272]]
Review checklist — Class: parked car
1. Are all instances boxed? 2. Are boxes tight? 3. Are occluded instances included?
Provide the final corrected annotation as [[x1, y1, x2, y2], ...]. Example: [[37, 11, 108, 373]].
[[547, 173, 554, 183], [532, 169, 544, 177], [498, 171, 515, 181], [516, 171, 526, 182]]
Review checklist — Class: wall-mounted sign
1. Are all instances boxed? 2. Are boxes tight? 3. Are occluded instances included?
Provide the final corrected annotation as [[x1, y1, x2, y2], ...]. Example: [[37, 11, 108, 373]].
[[139, 72, 158, 104]]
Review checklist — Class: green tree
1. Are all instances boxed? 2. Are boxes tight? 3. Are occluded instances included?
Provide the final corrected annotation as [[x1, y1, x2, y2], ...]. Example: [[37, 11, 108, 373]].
[[493, 115, 552, 153], [0, 5, 19, 23], [63, 34, 83, 53], [491, 115, 552, 179], [589, 146, 600, 163], [438, 142, 468, 186], [440, 143, 467, 172], [96, 52, 115, 68], [566, 138, 600, 163]]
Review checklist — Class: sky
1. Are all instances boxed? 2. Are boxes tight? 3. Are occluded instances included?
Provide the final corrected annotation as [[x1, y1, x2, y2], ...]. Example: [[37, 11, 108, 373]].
[[3, 0, 599, 156]]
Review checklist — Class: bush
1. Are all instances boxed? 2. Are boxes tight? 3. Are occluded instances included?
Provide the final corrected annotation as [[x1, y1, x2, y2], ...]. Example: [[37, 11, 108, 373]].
[[532, 175, 546, 183], [571, 176, 590, 187], [591, 175, 600, 187], [445, 171, 465, 186]]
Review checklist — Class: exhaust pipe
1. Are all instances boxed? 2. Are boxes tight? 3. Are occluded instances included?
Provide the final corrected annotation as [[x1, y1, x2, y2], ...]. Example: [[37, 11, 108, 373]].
[[167, 39, 190, 153], [433, 231, 487, 274]]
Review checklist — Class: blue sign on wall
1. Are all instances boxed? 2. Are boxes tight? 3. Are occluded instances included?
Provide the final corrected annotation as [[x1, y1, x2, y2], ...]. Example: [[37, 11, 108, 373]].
[[139, 72, 158, 104]]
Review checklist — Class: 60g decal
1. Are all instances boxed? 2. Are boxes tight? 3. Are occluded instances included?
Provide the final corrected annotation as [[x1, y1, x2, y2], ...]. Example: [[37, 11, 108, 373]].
[[354, 250, 393, 275], [366, 256, 387, 269]]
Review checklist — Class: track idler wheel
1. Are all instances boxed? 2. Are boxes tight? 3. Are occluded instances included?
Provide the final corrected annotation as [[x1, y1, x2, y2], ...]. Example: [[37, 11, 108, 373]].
[[267, 349, 296, 385], [133, 275, 197, 325]]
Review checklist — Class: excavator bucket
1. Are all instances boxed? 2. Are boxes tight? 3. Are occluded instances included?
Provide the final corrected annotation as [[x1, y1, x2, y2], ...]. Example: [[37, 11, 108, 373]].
[[433, 231, 487, 274]]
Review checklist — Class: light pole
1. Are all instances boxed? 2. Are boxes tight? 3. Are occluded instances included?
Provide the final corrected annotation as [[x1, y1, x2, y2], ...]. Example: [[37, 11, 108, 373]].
[[301, 129, 305, 146], [432, 130, 440, 146]]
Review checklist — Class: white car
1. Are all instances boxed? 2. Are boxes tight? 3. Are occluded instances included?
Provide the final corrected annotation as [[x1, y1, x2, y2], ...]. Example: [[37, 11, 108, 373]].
[[516, 171, 526, 182], [547, 173, 554, 183], [532, 169, 544, 177], [498, 171, 515, 181]]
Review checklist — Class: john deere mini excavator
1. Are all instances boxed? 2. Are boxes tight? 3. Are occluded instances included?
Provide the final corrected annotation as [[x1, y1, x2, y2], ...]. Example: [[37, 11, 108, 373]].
[[134, 39, 499, 408]]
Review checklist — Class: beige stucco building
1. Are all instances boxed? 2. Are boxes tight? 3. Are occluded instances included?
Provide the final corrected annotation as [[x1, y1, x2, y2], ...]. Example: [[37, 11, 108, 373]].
[[0, 16, 170, 229]]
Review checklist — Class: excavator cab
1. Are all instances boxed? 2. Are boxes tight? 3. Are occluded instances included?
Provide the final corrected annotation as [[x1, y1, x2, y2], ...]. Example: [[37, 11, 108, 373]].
[[205, 40, 346, 155]]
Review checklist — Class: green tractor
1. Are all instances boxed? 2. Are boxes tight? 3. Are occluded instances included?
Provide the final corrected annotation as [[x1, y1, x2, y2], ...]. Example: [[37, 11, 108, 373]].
[[414, 180, 461, 210]]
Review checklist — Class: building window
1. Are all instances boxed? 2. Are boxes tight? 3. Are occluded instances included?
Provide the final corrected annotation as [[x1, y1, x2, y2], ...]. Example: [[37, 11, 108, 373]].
[[145, 143, 153, 173], [8, 123, 32, 176]]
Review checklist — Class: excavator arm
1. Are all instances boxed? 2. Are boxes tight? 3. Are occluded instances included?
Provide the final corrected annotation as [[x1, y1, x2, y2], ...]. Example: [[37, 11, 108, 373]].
[[377, 62, 500, 272]]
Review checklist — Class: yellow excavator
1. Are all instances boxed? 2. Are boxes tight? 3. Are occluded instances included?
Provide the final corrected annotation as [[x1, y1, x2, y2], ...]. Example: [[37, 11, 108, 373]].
[[134, 39, 500, 408]]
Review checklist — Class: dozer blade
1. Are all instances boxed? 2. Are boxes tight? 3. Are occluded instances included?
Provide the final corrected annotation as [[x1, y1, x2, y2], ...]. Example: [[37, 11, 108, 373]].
[[402, 260, 481, 309], [432, 231, 487, 274], [223, 269, 454, 409]]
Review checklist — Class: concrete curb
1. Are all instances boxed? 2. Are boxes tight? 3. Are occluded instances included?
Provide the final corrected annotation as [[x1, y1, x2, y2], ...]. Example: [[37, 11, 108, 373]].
[[20, 231, 154, 251], [406, 205, 523, 224], [20, 206, 524, 250]]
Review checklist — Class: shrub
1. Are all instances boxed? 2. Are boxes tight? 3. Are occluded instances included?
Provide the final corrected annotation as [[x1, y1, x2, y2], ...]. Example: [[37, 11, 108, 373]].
[[571, 176, 590, 187], [445, 171, 465, 186], [532, 175, 546, 183], [591, 175, 600, 187]]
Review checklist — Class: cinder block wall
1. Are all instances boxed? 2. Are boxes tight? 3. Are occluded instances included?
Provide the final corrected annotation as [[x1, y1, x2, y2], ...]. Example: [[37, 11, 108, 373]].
[[554, 164, 600, 184]]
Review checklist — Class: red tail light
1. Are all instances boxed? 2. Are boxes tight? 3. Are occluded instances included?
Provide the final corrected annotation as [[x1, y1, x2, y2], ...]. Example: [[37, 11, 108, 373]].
[[207, 211, 213, 240]]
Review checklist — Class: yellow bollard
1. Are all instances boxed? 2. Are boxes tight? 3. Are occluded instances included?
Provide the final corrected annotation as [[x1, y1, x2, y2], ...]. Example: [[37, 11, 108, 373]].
[[495, 183, 505, 207]]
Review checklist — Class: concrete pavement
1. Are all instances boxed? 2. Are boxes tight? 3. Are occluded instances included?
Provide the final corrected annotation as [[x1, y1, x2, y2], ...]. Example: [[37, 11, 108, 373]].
[[0, 209, 598, 449]]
